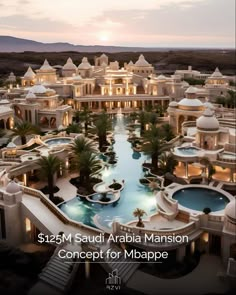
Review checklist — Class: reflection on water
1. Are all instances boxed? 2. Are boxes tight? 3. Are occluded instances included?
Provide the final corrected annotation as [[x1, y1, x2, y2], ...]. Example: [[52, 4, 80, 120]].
[[59, 115, 157, 229]]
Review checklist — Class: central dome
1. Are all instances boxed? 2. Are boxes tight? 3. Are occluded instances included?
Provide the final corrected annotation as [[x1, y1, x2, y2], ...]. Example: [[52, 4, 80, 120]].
[[197, 109, 219, 130], [30, 84, 47, 94], [134, 54, 150, 67], [63, 57, 77, 70], [78, 57, 92, 70]]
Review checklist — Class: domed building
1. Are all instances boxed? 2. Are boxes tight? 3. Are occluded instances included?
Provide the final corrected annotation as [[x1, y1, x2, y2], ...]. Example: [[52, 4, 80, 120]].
[[129, 54, 154, 85], [195, 108, 220, 150], [205, 68, 229, 100], [62, 58, 77, 77], [222, 199, 236, 265], [78, 57, 92, 78], [21, 67, 36, 86], [35, 59, 57, 84], [168, 86, 205, 133]]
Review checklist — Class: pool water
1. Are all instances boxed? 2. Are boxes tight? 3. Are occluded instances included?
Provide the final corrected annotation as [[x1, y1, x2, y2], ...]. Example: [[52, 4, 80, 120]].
[[45, 138, 72, 146], [59, 116, 157, 229], [173, 188, 229, 212], [221, 152, 236, 160], [176, 147, 199, 156]]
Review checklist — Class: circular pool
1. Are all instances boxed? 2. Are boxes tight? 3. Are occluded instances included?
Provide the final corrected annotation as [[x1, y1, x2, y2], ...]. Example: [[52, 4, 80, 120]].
[[44, 137, 73, 146], [173, 187, 230, 212]]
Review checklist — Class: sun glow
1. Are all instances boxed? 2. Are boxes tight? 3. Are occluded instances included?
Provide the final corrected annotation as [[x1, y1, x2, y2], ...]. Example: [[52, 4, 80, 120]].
[[98, 31, 110, 42]]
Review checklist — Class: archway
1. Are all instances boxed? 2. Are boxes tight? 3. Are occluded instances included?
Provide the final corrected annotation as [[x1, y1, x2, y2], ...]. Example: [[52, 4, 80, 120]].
[[178, 115, 185, 134], [40, 117, 49, 128], [6, 117, 14, 129], [14, 106, 23, 120], [50, 117, 56, 129]]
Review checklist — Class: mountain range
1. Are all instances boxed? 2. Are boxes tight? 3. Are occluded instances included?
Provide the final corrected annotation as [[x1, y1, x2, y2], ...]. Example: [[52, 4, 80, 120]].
[[0, 36, 169, 53]]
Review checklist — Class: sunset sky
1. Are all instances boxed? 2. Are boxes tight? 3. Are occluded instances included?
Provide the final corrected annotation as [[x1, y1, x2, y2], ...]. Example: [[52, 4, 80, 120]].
[[0, 0, 235, 48]]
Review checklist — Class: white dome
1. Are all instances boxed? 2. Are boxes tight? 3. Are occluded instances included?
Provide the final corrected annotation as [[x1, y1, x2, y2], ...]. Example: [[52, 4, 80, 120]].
[[178, 98, 203, 108], [78, 57, 92, 70], [210, 67, 223, 78], [156, 74, 166, 80], [30, 84, 47, 94], [6, 181, 21, 194], [134, 54, 150, 67], [7, 142, 16, 148], [24, 67, 36, 79], [63, 57, 77, 70], [225, 199, 236, 220], [40, 59, 54, 71], [26, 91, 36, 99], [185, 86, 198, 94], [128, 60, 133, 66], [196, 109, 219, 130], [169, 101, 178, 107], [73, 75, 83, 81]]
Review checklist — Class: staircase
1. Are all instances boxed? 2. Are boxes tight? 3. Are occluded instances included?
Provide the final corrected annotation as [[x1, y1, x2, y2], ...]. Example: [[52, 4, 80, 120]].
[[38, 247, 79, 292], [103, 247, 139, 284]]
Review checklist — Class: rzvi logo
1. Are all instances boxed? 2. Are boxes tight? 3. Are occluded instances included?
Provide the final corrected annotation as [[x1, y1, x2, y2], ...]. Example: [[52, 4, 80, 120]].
[[105, 269, 121, 290]]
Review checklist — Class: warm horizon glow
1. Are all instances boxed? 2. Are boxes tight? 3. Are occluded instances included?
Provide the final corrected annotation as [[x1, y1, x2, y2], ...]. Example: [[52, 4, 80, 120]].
[[0, 0, 235, 48]]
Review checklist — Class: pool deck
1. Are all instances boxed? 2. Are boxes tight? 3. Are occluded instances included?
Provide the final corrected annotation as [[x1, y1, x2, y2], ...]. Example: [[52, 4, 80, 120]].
[[127, 254, 231, 295]]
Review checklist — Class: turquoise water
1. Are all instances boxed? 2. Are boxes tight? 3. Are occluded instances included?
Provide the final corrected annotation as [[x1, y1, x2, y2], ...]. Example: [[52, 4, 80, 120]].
[[58, 116, 157, 229], [45, 138, 72, 145], [173, 188, 229, 212], [177, 147, 199, 156]]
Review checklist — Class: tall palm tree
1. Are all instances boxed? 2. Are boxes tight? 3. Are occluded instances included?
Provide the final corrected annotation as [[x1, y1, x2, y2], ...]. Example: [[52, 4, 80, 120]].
[[138, 111, 150, 136], [71, 136, 98, 155], [76, 151, 101, 185], [37, 155, 63, 200], [142, 125, 170, 169], [80, 107, 92, 135], [94, 112, 111, 151], [133, 208, 146, 227], [12, 121, 40, 145], [161, 123, 175, 142]]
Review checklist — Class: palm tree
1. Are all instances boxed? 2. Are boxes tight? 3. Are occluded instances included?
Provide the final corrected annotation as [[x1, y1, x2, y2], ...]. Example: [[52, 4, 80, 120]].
[[138, 111, 150, 136], [142, 125, 170, 169], [94, 112, 111, 151], [37, 155, 63, 200], [133, 208, 146, 227], [200, 157, 216, 183], [158, 152, 178, 175], [66, 123, 82, 135], [76, 151, 101, 185], [71, 136, 98, 155], [12, 121, 40, 145], [226, 90, 236, 108], [161, 123, 175, 142], [80, 107, 92, 135]]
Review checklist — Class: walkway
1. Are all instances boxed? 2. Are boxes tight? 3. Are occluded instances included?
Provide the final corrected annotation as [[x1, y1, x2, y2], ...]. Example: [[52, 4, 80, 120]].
[[127, 255, 230, 295]]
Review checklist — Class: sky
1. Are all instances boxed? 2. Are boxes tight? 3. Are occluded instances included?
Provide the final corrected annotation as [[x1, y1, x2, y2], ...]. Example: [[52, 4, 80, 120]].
[[0, 0, 235, 48]]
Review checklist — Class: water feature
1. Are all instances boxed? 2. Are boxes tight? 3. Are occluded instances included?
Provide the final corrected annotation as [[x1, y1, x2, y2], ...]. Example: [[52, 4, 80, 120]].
[[175, 147, 200, 156], [173, 187, 229, 212], [44, 137, 73, 146], [59, 113, 157, 230]]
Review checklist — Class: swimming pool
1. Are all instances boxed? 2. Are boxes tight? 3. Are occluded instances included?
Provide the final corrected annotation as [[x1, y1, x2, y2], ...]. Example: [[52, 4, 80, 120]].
[[59, 116, 157, 230], [220, 152, 236, 160], [44, 137, 73, 146], [175, 147, 200, 156], [173, 187, 230, 212]]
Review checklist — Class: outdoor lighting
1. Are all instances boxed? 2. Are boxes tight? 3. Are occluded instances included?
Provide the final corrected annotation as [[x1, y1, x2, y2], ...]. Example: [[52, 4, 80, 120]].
[[25, 218, 31, 232]]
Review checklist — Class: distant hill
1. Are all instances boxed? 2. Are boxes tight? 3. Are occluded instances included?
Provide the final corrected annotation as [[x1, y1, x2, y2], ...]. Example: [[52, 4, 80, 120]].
[[0, 36, 169, 53]]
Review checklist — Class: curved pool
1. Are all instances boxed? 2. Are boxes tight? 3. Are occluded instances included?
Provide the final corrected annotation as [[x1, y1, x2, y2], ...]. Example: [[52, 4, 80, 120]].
[[173, 187, 230, 212], [44, 137, 73, 146], [59, 117, 157, 230], [175, 147, 200, 156]]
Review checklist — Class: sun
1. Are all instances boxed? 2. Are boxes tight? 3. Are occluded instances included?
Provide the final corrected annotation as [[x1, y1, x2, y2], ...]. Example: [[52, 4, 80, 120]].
[[98, 31, 110, 42]]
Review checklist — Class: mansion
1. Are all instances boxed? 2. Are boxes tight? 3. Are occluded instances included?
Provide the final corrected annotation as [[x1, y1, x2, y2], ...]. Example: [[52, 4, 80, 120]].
[[0, 53, 233, 131]]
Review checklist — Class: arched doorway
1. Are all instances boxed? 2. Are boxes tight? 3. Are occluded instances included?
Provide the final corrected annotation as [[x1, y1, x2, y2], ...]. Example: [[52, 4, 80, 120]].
[[14, 106, 23, 120], [178, 115, 185, 134], [6, 117, 14, 129], [50, 117, 56, 129], [0, 119, 5, 129], [40, 117, 49, 128]]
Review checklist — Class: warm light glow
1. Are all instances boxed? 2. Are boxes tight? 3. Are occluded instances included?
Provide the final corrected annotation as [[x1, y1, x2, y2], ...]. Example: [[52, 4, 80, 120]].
[[25, 218, 31, 232], [98, 31, 110, 42]]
